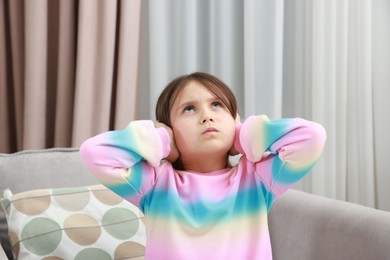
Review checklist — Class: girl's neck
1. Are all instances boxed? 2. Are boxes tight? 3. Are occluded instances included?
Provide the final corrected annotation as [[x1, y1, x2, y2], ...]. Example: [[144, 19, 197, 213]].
[[178, 154, 229, 173]]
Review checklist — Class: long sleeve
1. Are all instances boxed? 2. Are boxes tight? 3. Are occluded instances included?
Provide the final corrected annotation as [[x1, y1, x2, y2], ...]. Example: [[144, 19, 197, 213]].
[[234, 115, 327, 201], [79, 120, 171, 207]]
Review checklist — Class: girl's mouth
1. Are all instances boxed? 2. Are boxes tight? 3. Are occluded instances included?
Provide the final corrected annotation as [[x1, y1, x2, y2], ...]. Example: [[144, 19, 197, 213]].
[[202, 127, 218, 134]]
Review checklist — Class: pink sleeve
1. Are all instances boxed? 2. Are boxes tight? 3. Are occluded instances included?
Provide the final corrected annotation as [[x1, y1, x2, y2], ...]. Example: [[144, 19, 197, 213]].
[[79, 120, 171, 207], [235, 115, 326, 197]]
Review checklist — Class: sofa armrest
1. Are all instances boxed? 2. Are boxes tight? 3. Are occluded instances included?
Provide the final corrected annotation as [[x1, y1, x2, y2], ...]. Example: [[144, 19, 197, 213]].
[[269, 189, 390, 260], [0, 148, 98, 194]]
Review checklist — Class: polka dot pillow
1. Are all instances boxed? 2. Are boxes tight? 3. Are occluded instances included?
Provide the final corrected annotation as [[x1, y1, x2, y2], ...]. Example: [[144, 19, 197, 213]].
[[0, 185, 146, 259]]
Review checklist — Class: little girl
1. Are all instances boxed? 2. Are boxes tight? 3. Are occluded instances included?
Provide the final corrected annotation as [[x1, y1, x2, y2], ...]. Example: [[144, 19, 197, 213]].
[[80, 72, 326, 259]]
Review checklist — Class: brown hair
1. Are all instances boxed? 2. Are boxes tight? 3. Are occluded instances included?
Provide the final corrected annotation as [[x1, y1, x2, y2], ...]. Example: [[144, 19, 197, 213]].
[[155, 72, 238, 127]]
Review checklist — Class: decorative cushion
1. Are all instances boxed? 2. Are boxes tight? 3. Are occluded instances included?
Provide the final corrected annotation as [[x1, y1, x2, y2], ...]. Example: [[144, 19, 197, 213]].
[[0, 185, 145, 259]]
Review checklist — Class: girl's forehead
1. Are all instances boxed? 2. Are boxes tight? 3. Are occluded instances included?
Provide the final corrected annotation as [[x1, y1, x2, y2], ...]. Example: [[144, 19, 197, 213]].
[[175, 81, 216, 100]]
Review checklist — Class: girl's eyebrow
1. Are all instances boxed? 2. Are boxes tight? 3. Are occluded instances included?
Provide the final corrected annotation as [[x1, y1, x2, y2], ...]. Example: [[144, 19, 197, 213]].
[[176, 100, 197, 112], [179, 100, 197, 107]]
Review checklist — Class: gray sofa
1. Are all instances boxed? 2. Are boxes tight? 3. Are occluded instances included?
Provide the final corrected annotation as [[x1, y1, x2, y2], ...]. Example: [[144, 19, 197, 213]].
[[1, 148, 390, 259]]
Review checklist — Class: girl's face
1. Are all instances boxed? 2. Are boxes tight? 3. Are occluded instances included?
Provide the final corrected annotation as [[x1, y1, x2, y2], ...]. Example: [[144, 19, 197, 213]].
[[170, 81, 236, 162]]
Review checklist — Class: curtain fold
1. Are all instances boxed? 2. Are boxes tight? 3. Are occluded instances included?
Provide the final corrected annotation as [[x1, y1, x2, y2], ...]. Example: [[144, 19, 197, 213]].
[[72, 0, 120, 145], [283, 0, 377, 208], [0, 0, 9, 150], [1, 0, 25, 152], [0, 0, 141, 152], [24, 0, 49, 149], [372, 0, 390, 212], [54, 0, 77, 147], [113, 0, 141, 129], [346, 0, 375, 207], [244, 0, 284, 119]]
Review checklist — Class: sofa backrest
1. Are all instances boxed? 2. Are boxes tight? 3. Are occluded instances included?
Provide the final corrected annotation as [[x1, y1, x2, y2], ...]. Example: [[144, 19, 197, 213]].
[[0, 148, 98, 193]]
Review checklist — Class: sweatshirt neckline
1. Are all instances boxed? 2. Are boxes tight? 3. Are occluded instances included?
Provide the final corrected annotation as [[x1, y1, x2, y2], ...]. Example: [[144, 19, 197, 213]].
[[178, 167, 232, 176]]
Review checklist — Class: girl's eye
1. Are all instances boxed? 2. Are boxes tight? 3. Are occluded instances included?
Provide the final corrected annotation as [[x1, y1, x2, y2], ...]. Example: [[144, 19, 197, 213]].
[[211, 102, 222, 109], [183, 106, 195, 113]]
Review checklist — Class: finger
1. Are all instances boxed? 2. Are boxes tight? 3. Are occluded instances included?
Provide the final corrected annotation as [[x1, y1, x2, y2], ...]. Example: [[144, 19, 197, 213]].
[[235, 113, 241, 124]]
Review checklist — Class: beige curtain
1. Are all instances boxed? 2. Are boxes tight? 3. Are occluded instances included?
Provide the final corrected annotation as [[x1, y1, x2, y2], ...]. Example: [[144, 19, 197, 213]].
[[0, 0, 141, 153]]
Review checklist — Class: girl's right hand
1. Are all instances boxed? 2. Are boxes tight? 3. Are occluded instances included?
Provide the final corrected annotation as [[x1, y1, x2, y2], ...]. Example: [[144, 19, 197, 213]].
[[154, 121, 180, 163], [229, 114, 241, 156]]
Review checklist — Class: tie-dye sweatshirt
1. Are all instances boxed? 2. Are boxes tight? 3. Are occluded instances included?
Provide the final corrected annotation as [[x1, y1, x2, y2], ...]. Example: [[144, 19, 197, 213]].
[[79, 115, 326, 260]]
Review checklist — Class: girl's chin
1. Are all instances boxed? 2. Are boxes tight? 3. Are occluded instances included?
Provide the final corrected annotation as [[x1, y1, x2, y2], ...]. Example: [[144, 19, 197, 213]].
[[189, 148, 231, 157]]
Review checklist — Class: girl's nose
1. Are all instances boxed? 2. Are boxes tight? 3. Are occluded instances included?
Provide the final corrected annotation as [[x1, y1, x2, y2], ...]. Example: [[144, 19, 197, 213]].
[[201, 112, 214, 124], [202, 118, 214, 123]]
